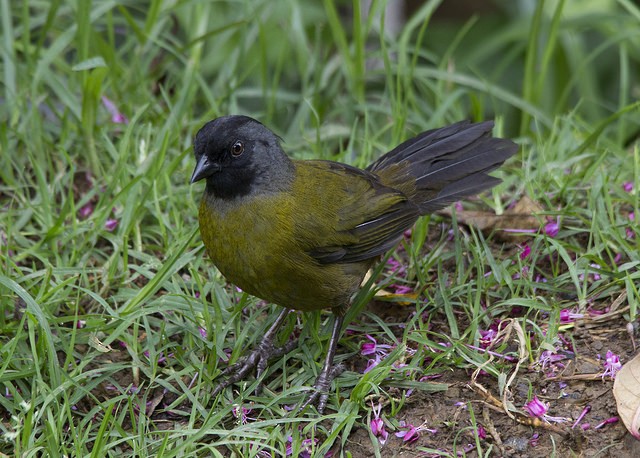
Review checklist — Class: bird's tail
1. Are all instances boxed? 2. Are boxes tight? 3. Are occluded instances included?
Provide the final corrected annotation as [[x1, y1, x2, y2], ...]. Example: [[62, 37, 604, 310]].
[[367, 121, 518, 214]]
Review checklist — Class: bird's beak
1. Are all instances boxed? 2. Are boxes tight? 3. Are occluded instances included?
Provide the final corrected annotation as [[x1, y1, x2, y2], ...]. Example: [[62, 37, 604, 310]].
[[190, 155, 219, 184]]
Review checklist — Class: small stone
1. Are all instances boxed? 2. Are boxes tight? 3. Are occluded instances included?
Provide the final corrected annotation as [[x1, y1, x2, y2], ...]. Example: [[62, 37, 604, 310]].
[[445, 387, 461, 399], [504, 436, 529, 452], [578, 361, 600, 373]]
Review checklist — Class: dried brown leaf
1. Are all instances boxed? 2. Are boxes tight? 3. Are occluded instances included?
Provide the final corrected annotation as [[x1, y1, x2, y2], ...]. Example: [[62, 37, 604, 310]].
[[440, 196, 545, 241], [613, 352, 640, 440]]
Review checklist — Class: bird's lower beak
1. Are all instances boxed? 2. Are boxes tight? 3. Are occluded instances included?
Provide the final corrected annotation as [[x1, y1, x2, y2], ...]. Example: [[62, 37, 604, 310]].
[[190, 155, 220, 183]]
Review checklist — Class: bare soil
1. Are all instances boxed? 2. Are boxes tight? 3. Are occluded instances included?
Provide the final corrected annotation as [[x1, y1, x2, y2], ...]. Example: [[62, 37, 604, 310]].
[[344, 311, 640, 458]]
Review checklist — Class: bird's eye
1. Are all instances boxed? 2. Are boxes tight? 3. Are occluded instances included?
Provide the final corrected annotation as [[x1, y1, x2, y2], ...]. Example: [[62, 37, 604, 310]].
[[231, 140, 244, 156]]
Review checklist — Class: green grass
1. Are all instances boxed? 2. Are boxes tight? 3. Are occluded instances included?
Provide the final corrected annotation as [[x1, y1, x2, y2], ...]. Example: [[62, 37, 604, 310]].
[[1, 0, 640, 456]]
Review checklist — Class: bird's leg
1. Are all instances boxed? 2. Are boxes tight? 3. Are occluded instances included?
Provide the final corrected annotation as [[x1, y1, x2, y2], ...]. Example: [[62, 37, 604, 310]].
[[213, 307, 297, 397], [299, 309, 345, 413]]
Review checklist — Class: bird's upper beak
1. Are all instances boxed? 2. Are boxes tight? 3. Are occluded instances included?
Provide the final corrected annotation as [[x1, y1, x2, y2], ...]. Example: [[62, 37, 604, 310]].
[[190, 155, 220, 184]]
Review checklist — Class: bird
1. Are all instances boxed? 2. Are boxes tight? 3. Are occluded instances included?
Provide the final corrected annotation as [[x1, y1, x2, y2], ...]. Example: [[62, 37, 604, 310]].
[[190, 115, 518, 412]]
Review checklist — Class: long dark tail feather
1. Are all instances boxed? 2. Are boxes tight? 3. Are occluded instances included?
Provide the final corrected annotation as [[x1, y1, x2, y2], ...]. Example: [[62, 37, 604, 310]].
[[368, 121, 518, 214], [419, 175, 502, 213], [367, 121, 494, 173]]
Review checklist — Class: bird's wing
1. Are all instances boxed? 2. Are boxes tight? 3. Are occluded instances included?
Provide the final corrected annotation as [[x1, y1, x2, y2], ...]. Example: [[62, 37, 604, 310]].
[[292, 160, 420, 264]]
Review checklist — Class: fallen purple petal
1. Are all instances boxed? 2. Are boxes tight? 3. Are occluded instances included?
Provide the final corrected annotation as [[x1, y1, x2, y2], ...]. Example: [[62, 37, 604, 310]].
[[300, 437, 322, 458], [544, 217, 560, 237], [601, 350, 622, 380], [394, 421, 437, 444], [571, 405, 591, 429], [370, 417, 385, 436], [360, 334, 394, 373], [467, 344, 516, 361], [391, 284, 413, 295], [524, 396, 570, 423], [461, 443, 476, 454], [79, 203, 94, 219], [524, 396, 548, 418], [361, 335, 378, 355], [479, 328, 499, 348], [519, 244, 531, 260], [362, 335, 393, 356], [502, 228, 537, 234], [560, 308, 584, 323], [285, 435, 293, 456], [369, 401, 389, 445], [101, 95, 129, 124], [232, 404, 256, 424], [586, 306, 607, 317], [105, 218, 118, 231], [395, 425, 419, 443], [538, 349, 572, 371], [594, 417, 619, 429], [386, 257, 406, 275], [364, 356, 381, 373]]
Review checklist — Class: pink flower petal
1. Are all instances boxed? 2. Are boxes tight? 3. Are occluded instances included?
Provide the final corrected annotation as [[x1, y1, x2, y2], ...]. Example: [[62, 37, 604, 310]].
[[105, 218, 118, 231]]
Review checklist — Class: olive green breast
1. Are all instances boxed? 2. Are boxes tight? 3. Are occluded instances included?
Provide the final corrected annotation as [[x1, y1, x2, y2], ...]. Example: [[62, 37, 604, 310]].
[[197, 167, 372, 311]]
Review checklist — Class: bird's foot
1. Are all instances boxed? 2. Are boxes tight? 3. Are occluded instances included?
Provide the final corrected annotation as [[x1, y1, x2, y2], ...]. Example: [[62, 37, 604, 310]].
[[298, 363, 344, 414], [212, 337, 298, 397]]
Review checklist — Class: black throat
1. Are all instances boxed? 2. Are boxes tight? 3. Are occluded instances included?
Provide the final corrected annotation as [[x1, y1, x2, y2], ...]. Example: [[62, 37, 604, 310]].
[[205, 167, 256, 200]]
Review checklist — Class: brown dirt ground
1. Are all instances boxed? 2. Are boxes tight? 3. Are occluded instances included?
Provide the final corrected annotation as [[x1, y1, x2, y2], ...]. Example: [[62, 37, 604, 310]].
[[343, 311, 640, 458]]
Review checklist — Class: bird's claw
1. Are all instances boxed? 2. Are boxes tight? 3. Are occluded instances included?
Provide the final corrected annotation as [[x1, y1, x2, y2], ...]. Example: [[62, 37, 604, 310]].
[[298, 363, 344, 414], [213, 338, 298, 397]]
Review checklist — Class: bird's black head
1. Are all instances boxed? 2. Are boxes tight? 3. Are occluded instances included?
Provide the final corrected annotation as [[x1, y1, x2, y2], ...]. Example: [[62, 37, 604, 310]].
[[190, 115, 294, 199]]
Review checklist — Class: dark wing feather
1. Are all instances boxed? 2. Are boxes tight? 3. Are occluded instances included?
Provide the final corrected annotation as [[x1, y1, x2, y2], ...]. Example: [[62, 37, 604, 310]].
[[296, 121, 517, 265], [295, 161, 420, 264]]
